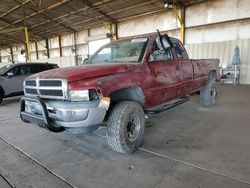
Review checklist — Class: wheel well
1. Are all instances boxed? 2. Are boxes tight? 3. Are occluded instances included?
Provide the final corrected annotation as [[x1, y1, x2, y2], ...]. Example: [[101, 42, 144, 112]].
[[104, 86, 144, 122], [0, 85, 4, 97], [109, 86, 145, 106]]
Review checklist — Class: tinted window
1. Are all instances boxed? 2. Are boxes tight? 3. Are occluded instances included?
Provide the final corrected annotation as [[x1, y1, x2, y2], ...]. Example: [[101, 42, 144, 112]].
[[29, 65, 39, 74], [29, 64, 58, 74], [0, 64, 14, 75], [149, 41, 173, 61], [6, 65, 31, 76], [39, 64, 49, 71], [6, 67, 18, 75], [19, 65, 31, 75], [48, 64, 59, 69], [173, 43, 187, 60]]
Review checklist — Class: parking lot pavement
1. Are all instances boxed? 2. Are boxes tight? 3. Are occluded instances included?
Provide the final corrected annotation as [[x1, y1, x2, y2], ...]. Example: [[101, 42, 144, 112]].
[[0, 85, 250, 188], [0, 138, 74, 188], [0, 175, 12, 188]]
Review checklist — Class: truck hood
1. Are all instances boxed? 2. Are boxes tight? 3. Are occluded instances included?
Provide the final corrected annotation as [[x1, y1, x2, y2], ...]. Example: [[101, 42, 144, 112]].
[[28, 63, 138, 82]]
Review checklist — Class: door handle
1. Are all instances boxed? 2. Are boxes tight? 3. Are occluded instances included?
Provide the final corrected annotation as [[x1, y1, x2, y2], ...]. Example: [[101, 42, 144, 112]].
[[176, 64, 180, 71]]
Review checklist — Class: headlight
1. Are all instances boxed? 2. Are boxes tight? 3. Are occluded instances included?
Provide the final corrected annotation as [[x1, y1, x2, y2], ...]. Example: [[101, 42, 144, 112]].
[[69, 90, 89, 101]]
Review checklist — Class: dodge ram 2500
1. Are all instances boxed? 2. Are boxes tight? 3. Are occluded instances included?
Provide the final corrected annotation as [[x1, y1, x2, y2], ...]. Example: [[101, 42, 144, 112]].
[[20, 31, 219, 154]]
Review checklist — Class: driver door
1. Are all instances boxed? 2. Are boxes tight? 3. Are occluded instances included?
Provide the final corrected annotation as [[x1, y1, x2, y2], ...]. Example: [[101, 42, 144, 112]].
[[145, 41, 182, 107]]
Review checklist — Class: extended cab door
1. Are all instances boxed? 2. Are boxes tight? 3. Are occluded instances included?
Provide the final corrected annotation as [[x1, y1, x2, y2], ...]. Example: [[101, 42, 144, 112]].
[[146, 41, 182, 107], [172, 41, 194, 96]]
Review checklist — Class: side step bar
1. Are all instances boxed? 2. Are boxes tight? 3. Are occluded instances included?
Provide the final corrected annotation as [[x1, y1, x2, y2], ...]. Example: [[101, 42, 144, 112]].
[[144, 96, 190, 114]]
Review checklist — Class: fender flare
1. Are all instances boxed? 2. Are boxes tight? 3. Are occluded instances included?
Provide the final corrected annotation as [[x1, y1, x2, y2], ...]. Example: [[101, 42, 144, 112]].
[[109, 86, 145, 105]]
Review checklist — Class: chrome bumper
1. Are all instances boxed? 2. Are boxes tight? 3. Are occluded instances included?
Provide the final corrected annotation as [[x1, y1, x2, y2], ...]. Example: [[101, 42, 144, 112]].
[[20, 96, 108, 133]]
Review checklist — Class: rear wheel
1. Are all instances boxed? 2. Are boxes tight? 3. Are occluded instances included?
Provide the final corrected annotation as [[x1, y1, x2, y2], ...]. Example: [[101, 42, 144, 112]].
[[107, 101, 145, 154], [200, 76, 217, 107]]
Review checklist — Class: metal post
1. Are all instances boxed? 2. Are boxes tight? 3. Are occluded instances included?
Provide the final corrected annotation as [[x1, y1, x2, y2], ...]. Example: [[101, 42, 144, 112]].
[[35, 41, 38, 59], [180, 7, 185, 44], [59, 35, 62, 57], [113, 22, 118, 40], [73, 32, 78, 65], [24, 27, 31, 63], [103, 22, 116, 40], [87, 29, 90, 57], [45, 39, 50, 58], [10, 46, 14, 63], [173, 5, 185, 44]]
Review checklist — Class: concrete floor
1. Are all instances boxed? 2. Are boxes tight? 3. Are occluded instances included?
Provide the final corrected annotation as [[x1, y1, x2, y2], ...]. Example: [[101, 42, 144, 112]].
[[0, 85, 250, 188]]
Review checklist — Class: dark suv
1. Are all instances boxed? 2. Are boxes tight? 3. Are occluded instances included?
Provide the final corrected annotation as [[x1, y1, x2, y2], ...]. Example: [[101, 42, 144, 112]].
[[0, 63, 59, 104]]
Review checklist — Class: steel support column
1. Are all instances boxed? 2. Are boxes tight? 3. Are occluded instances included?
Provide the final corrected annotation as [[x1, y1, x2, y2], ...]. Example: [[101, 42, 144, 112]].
[[180, 7, 185, 44], [10, 47, 14, 63], [59, 35, 62, 57], [173, 5, 185, 44], [45, 39, 50, 59], [35, 41, 38, 59], [73, 32, 78, 66], [24, 27, 31, 63], [113, 22, 118, 40]]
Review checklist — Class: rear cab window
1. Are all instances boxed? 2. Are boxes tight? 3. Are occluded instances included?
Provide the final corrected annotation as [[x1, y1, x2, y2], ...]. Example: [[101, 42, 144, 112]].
[[172, 42, 188, 60]]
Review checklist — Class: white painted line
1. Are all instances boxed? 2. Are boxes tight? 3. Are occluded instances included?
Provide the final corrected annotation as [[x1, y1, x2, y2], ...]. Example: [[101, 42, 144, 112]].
[[139, 147, 250, 186]]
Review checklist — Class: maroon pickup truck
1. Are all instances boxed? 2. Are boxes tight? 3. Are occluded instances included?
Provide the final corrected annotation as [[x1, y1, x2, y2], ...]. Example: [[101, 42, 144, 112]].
[[20, 31, 219, 154]]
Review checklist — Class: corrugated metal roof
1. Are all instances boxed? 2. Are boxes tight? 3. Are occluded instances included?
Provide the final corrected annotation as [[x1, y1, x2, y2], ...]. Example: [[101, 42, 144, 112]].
[[0, 0, 207, 47]]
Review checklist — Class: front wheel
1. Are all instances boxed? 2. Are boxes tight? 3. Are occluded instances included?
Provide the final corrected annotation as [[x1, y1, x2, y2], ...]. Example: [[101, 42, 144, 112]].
[[107, 101, 145, 154], [0, 92, 3, 105]]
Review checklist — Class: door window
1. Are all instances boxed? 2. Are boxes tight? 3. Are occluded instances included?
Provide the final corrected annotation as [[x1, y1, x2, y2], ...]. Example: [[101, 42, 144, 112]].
[[149, 41, 173, 62], [19, 65, 31, 75], [30, 64, 47, 74]]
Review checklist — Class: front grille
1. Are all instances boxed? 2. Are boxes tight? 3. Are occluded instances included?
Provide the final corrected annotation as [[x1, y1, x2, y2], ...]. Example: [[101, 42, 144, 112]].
[[25, 88, 38, 95], [40, 80, 62, 87], [25, 80, 36, 86], [24, 79, 67, 100], [39, 89, 63, 97]]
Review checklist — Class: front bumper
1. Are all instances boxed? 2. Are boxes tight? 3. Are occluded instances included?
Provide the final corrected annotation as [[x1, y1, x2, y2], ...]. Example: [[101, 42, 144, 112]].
[[20, 96, 108, 133]]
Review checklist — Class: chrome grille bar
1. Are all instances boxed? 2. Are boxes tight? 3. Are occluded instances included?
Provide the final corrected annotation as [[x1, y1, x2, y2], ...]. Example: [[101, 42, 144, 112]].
[[24, 78, 68, 100]]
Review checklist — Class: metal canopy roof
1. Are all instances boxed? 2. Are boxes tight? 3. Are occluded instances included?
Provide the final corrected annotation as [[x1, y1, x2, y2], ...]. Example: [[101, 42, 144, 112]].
[[0, 0, 206, 47]]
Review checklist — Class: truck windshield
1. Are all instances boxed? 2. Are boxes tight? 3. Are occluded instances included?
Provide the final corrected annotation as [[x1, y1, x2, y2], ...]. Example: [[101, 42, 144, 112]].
[[89, 38, 148, 64], [0, 64, 14, 75]]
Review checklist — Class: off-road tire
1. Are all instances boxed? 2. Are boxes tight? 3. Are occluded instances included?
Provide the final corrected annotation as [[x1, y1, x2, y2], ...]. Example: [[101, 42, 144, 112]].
[[200, 76, 217, 107], [0, 92, 3, 105], [107, 101, 145, 154]]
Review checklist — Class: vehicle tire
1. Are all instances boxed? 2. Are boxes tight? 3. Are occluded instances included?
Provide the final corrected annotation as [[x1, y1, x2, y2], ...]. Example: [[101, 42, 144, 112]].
[[200, 76, 217, 107], [107, 101, 145, 154], [0, 92, 3, 105], [46, 123, 65, 133]]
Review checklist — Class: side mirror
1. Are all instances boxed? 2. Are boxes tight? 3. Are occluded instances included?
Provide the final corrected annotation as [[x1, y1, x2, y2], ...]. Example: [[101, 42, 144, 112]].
[[156, 29, 173, 51], [7, 72, 14, 78], [83, 58, 89, 64]]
